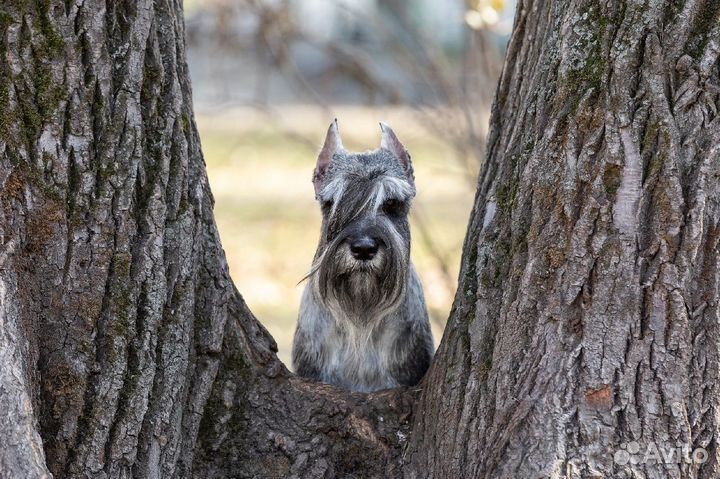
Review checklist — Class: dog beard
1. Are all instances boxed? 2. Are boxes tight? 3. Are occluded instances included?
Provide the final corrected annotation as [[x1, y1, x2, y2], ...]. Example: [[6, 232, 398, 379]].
[[312, 236, 408, 326]]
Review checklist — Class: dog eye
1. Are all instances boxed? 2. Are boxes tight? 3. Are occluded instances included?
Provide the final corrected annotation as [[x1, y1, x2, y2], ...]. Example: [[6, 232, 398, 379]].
[[382, 199, 404, 215]]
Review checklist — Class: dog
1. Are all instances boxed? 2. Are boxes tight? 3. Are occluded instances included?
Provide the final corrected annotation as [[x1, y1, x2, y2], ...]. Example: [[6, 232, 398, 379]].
[[292, 120, 434, 392]]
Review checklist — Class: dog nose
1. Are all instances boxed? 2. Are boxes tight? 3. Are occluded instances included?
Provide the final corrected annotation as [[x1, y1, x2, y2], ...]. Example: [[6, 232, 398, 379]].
[[350, 237, 379, 261]]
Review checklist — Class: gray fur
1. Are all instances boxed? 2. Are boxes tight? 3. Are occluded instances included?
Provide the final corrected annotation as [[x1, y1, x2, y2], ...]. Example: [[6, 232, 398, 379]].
[[292, 121, 434, 392]]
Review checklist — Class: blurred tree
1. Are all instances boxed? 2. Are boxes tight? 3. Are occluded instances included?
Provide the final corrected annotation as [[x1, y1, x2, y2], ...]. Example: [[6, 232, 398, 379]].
[[1, 1, 719, 479]]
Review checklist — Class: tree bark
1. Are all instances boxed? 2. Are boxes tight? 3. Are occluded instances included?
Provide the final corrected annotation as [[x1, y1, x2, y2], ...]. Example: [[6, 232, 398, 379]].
[[0, 1, 718, 479], [406, 0, 720, 477], [0, 1, 410, 478]]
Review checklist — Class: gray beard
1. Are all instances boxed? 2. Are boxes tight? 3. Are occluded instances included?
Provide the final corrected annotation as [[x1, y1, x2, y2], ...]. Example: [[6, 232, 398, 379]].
[[313, 249, 408, 326]]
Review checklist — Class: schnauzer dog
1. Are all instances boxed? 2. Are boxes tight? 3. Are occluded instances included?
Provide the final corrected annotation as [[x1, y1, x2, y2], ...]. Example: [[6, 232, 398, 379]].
[[292, 120, 434, 392]]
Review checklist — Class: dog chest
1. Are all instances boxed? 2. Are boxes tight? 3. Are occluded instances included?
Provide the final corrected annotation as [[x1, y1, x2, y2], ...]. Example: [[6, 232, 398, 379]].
[[320, 321, 400, 392]]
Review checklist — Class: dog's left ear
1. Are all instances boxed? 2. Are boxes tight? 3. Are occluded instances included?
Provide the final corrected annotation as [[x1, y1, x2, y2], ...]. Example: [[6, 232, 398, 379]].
[[379, 122, 414, 185], [314, 119, 344, 197]]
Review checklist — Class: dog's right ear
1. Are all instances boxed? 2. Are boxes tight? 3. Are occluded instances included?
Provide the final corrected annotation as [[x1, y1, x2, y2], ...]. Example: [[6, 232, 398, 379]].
[[314, 119, 344, 197]]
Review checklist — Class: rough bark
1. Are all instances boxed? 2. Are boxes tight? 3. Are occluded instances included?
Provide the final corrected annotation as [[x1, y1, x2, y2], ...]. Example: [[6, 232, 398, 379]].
[[1, 0, 719, 478], [0, 1, 415, 478], [407, 0, 720, 477]]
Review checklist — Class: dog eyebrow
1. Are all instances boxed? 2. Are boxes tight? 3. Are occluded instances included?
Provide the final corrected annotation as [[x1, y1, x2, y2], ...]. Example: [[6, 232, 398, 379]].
[[320, 174, 413, 225], [371, 176, 413, 212], [319, 177, 347, 216], [320, 176, 346, 199]]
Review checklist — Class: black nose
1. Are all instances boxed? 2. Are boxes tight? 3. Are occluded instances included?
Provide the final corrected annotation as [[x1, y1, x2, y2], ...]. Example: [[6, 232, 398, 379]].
[[350, 237, 379, 261]]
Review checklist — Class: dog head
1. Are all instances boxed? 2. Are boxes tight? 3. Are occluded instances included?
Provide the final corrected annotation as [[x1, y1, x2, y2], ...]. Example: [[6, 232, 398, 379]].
[[308, 120, 416, 325]]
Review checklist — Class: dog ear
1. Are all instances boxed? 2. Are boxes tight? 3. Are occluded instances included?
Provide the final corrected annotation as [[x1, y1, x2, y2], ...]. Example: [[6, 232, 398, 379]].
[[379, 122, 414, 185], [314, 119, 344, 196]]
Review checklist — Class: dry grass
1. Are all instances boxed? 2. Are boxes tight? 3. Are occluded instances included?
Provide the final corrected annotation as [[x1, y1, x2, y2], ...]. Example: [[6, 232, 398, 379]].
[[198, 106, 476, 366]]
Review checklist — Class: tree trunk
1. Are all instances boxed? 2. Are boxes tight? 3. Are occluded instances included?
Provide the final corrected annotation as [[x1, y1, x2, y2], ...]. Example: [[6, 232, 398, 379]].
[[0, 1, 718, 479], [0, 2, 409, 478], [406, 0, 720, 477]]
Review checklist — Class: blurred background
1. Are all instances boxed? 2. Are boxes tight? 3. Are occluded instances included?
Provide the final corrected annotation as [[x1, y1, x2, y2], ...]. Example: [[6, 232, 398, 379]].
[[185, 0, 516, 366]]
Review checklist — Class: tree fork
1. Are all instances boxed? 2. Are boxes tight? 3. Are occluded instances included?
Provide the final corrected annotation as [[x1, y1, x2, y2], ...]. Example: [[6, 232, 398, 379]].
[[0, 0, 719, 478]]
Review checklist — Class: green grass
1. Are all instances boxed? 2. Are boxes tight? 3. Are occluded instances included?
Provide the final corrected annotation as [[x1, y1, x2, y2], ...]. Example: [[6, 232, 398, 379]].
[[199, 108, 475, 366]]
